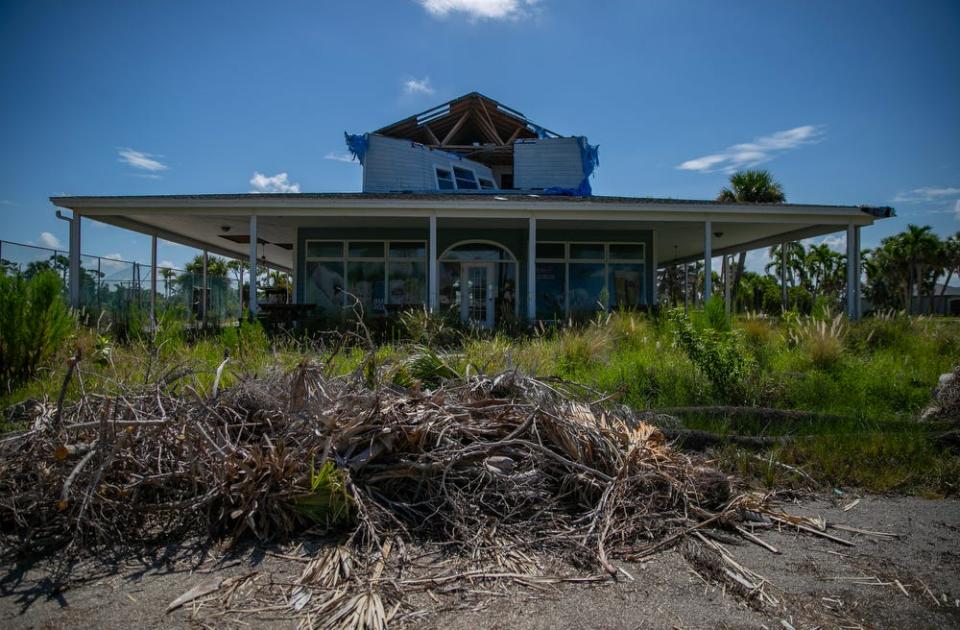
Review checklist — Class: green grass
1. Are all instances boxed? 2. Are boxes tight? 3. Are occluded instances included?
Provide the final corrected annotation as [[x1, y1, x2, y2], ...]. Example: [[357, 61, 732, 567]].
[[2, 310, 958, 495]]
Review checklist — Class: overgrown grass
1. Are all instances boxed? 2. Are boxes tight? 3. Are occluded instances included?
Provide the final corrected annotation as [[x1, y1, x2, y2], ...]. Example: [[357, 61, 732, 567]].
[[2, 307, 958, 495]]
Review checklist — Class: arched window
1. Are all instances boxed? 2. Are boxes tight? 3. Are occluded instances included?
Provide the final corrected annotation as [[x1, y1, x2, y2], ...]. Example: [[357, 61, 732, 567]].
[[438, 241, 518, 327]]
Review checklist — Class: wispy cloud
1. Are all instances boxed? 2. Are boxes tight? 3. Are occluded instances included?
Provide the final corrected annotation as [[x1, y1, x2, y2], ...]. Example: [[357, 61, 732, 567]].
[[38, 232, 61, 249], [955, 199, 960, 221], [403, 77, 435, 96], [249, 171, 301, 194], [678, 125, 825, 174], [159, 260, 177, 270], [891, 186, 960, 203], [416, 0, 538, 20], [802, 233, 846, 253], [324, 151, 357, 163], [118, 148, 168, 172], [0, 199, 16, 206]]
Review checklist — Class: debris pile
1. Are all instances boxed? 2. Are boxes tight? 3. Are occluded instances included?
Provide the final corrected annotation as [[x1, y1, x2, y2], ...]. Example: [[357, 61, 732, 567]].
[[0, 364, 842, 627]]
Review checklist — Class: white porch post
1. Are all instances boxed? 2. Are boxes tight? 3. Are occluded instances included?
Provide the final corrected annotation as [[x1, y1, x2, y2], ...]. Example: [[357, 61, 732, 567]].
[[527, 216, 536, 320], [780, 242, 788, 312], [67, 212, 81, 309], [248, 215, 258, 318], [684, 263, 689, 311], [723, 254, 731, 314], [429, 215, 438, 312], [854, 226, 862, 319], [651, 229, 658, 306], [150, 234, 157, 326], [201, 249, 209, 326], [846, 224, 857, 319], [703, 221, 713, 302]]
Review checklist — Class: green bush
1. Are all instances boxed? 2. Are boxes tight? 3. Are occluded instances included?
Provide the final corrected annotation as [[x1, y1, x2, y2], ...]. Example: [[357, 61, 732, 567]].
[[667, 308, 753, 403], [0, 270, 74, 393]]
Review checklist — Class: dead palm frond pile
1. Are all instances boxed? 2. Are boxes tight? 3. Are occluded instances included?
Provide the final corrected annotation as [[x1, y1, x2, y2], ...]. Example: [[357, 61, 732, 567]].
[[0, 362, 842, 627]]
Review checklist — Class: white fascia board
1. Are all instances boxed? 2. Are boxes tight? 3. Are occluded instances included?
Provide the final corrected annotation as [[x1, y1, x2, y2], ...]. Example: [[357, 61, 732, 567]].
[[53, 197, 876, 227]]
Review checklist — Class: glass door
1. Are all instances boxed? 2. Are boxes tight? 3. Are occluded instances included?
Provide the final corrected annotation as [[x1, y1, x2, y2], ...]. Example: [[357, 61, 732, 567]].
[[460, 263, 496, 328]]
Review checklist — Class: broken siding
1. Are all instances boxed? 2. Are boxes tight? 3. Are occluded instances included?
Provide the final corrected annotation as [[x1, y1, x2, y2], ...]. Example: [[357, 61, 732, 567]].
[[362, 134, 495, 193], [514, 138, 584, 190]]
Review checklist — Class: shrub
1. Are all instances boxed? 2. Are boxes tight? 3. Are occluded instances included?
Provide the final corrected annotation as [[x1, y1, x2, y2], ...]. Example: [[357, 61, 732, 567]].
[[0, 270, 74, 393], [667, 308, 753, 403], [695, 295, 731, 332]]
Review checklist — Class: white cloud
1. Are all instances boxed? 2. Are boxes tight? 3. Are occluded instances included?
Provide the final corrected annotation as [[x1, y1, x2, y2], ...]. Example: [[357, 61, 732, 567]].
[[324, 151, 357, 163], [0, 199, 16, 206], [892, 186, 960, 203], [38, 232, 61, 249], [678, 125, 824, 174], [801, 233, 846, 253], [249, 171, 301, 193], [416, 0, 537, 20], [403, 77, 435, 96], [100, 253, 128, 272], [159, 260, 177, 270], [118, 148, 168, 172], [955, 199, 960, 221]]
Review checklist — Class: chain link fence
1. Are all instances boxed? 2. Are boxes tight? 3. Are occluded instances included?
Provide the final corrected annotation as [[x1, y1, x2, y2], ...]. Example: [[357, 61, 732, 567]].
[[0, 240, 245, 327]]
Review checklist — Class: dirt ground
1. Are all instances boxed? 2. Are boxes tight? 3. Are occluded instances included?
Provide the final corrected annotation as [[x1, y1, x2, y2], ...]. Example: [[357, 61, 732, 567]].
[[2, 495, 959, 629]]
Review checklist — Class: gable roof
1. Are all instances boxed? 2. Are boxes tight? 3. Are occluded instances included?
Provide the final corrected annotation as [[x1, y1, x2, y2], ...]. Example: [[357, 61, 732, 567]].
[[370, 92, 563, 167]]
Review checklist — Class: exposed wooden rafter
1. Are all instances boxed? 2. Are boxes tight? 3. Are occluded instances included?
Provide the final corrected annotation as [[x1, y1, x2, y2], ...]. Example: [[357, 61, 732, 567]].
[[423, 125, 440, 145], [441, 112, 469, 146], [477, 98, 505, 145]]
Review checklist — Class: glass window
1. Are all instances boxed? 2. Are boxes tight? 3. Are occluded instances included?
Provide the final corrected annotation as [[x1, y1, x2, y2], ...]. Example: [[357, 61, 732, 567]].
[[453, 166, 479, 190], [348, 241, 385, 258], [442, 243, 514, 261], [608, 264, 644, 309], [568, 263, 605, 315], [569, 243, 604, 260], [479, 178, 496, 190], [436, 168, 455, 190], [609, 243, 644, 260], [535, 262, 565, 319], [306, 241, 343, 258], [387, 261, 427, 306], [388, 241, 426, 259], [347, 261, 386, 314], [304, 260, 344, 310], [536, 242, 565, 259]]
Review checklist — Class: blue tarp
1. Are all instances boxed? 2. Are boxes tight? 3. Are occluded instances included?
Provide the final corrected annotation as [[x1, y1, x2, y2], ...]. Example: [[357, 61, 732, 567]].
[[344, 132, 368, 165]]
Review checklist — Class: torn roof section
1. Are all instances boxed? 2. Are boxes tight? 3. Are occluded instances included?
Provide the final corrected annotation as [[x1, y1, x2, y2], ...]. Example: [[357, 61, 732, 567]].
[[346, 91, 599, 196]]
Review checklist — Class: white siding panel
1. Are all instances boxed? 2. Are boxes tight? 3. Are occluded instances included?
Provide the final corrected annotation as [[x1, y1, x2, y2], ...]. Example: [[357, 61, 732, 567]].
[[363, 134, 495, 193], [514, 138, 584, 190]]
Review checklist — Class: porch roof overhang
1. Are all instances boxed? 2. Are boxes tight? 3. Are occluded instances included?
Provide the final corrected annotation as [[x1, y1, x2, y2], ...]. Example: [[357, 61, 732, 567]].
[[50, 192, 893, 270]]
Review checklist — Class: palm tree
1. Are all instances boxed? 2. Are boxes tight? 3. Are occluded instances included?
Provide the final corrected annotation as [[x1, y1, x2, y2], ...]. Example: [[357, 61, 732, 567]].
[[898, 224, 941, 313], [717, 170, 786, 307], [939, 231, 960, 296]]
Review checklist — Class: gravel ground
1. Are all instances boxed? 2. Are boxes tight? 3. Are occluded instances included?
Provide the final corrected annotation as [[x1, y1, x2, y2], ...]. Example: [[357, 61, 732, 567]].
[[2, 495, 959, 629]]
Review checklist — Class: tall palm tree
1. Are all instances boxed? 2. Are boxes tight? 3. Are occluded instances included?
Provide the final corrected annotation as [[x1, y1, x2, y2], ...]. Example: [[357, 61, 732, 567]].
[[939, 231, 960, 296], [717, 170, 786, 307], [898, 224, 941, 313]]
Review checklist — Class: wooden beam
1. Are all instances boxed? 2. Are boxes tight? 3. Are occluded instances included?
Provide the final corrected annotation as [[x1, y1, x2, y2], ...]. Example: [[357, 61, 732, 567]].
[[478, 98, 504, 145], [423, 125, 440, 145], [441, 112, 469, 146], [506, 125, 524, 144]]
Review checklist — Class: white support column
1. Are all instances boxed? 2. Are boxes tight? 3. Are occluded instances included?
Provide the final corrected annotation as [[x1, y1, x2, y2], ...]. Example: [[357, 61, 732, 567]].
[[201, 249, 209, 326], [703, 221, 713, 302], [854, 226, 862, 319], [428, 215, 438, 312], [67, 212, 81, 309], [780, 242, 788, 312], [651, 229, 658, 306], [684, 263, 689, 311], [150, 234, 158, 326], [846, 224, 857, 319], [723, 254, 731, 314], [249, 215, 258, 317], [527, 216, 536, 320]]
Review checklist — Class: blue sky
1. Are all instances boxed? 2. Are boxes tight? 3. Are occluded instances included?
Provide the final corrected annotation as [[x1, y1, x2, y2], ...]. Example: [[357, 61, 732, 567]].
[[1, 0, 958, 272]]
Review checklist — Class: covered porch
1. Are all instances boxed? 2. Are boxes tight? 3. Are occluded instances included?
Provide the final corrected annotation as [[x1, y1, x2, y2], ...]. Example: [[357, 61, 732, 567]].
[[50, 193, 889, 326]]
